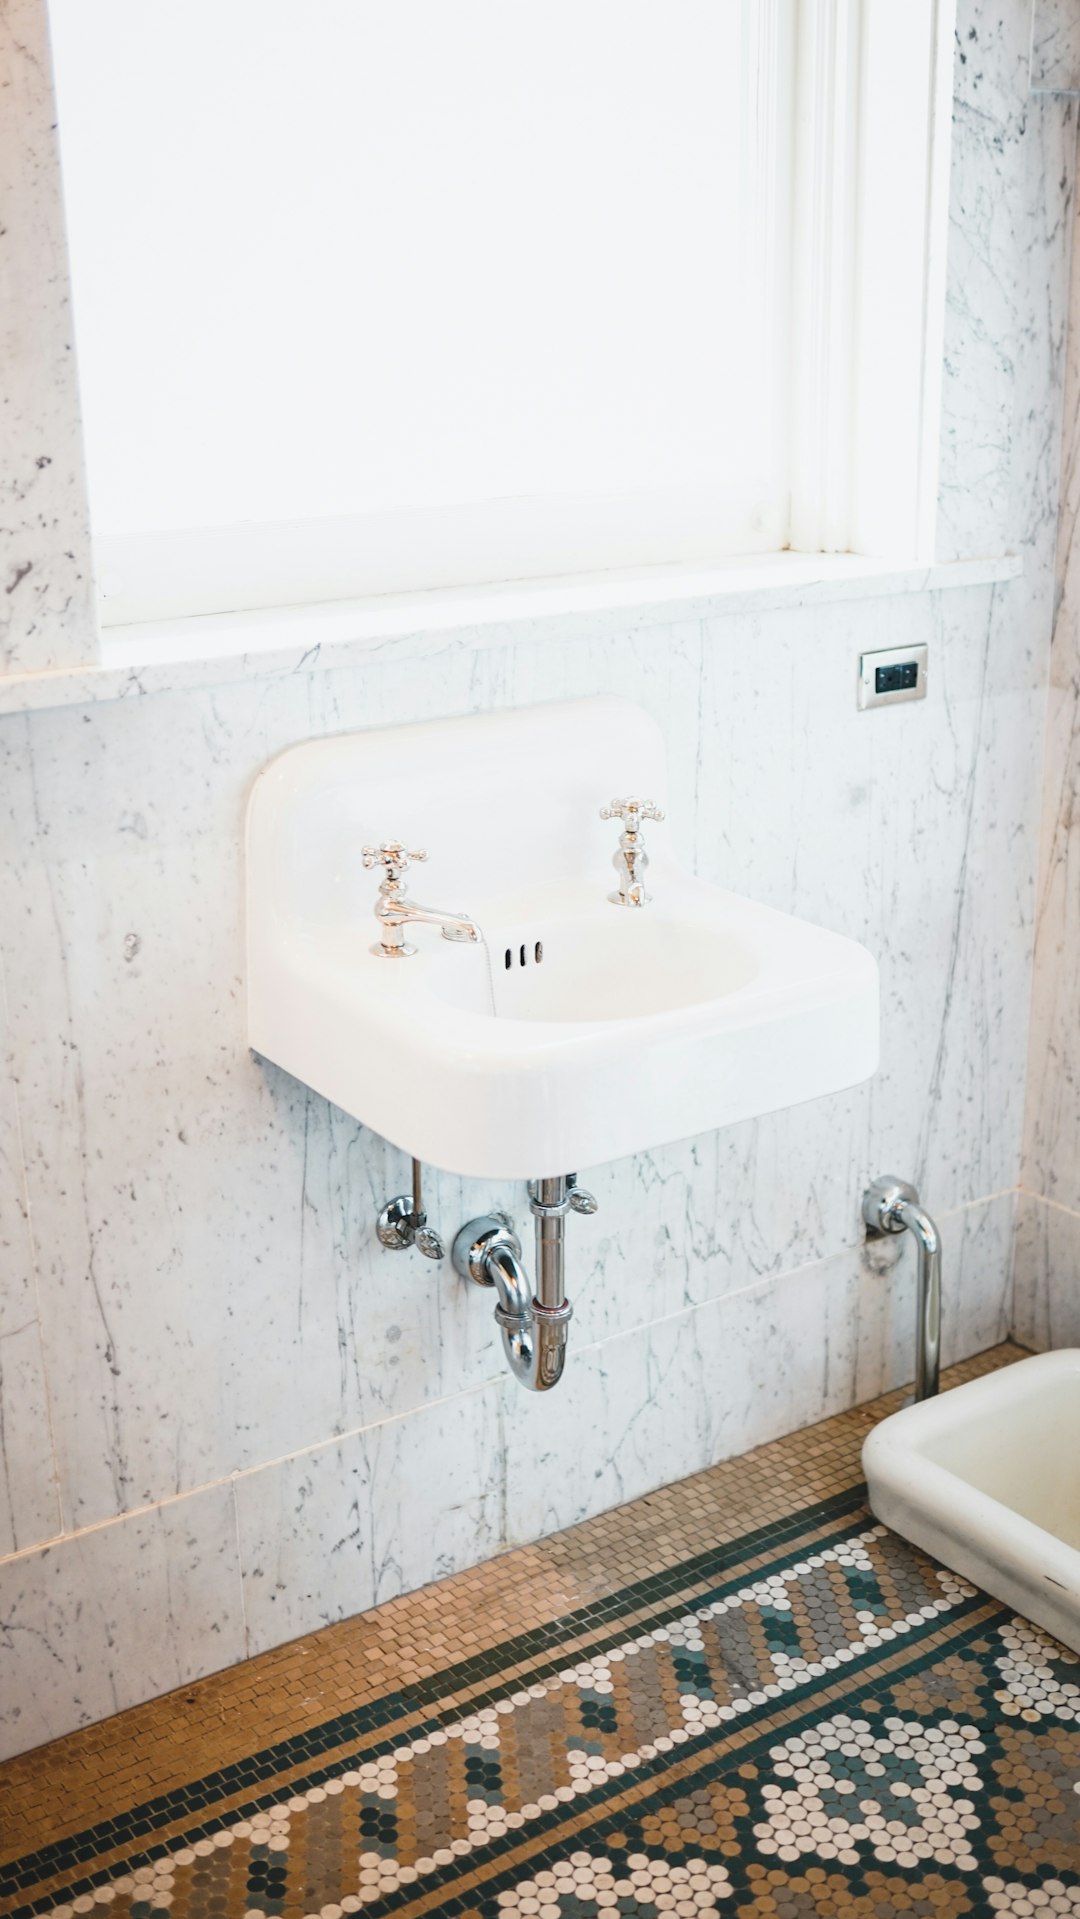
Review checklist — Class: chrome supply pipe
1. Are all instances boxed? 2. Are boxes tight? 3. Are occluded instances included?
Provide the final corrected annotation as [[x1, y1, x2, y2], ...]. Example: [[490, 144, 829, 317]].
[[453, 1173, 596, 1392], [862, 1175, 942, 1401]]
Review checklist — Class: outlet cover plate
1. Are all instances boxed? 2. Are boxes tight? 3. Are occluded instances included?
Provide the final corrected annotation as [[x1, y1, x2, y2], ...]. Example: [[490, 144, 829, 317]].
[[858, 642, 928, 710]]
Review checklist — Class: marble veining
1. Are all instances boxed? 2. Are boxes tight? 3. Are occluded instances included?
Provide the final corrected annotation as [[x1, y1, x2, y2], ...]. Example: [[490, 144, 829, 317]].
[[1030, 0, 1080, 93], [0, 0, 97, 676], [938, 2, 1074, 564]]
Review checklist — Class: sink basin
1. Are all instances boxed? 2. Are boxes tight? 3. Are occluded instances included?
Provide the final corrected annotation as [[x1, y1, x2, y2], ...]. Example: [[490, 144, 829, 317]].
[[863, 1351, 1080, 1655], [480, 909, 755, 1023], [246, 697, 878, 1177]]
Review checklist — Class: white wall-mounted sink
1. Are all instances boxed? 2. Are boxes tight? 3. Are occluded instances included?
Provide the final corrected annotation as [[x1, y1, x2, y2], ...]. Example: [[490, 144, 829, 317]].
[[246, 698, 878, 1177]]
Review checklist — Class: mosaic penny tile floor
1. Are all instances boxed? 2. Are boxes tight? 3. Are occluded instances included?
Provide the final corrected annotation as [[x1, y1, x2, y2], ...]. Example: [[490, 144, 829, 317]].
[[4, 1343, 1080, 1918]]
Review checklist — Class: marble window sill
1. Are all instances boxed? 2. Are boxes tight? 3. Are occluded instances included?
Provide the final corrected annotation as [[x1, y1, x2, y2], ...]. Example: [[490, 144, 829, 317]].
[[0, 550, 1021, 717]]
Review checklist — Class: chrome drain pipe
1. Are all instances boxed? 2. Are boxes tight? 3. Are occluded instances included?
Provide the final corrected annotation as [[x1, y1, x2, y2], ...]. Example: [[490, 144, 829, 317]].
[[453, 1175, 596, 1392], [862, 1175, 942, 1401]]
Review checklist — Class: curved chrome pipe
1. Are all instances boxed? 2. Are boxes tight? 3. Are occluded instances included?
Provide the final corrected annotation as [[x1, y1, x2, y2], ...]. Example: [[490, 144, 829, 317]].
[[862, 1176, 942, 1400], [453, 1176, 585, 1392]]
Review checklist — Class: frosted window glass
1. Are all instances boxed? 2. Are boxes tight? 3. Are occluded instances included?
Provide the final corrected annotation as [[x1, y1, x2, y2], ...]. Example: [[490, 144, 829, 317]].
[[48, 1, 793, 605]]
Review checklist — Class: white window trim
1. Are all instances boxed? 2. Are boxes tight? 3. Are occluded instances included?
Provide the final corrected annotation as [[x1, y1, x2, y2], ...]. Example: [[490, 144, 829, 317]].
[[790, 0, 957, 557]]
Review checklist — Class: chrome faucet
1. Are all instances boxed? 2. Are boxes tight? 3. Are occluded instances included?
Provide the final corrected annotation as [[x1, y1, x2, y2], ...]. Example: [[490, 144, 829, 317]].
[[362, 841, 481, 958], [599, 796, 665, 907]]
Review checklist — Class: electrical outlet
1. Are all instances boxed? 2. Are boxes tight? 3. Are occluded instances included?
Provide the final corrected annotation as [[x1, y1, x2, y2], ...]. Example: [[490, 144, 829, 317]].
[[857, 643, 928, 710]]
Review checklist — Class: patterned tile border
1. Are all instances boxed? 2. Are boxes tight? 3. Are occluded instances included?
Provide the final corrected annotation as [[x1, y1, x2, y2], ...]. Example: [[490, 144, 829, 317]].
[[0, 1499, 1016, 1919], [0, 1487, 868, 1906]]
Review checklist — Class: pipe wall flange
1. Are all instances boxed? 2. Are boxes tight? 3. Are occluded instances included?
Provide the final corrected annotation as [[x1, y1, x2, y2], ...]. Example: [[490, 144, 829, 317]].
[[452, 1213, 519, 1288], [862, 1175, 918, 1237]]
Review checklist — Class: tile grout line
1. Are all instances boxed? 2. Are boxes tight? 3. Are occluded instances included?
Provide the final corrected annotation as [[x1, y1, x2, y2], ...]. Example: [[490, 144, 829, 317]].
[[1015, 1182, 1080, 1223], [0, 934, 65, 1544], [230, 1478, 251, 1660]]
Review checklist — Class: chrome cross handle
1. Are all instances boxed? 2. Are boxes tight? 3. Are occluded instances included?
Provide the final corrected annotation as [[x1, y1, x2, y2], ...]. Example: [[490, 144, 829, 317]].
[[599, 797, 665, 908], [599, 797, 665, 827], [362, 840, 427, 879]]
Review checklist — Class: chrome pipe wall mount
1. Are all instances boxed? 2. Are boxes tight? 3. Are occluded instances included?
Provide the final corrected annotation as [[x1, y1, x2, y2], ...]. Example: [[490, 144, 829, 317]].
[[862, 1175, 941, 1401], [452, 1174, 596, 1392], [377, 1157, 445, 1260]]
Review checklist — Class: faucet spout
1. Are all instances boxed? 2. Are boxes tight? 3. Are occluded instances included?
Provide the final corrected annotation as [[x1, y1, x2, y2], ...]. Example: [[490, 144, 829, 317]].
[[362, 839, 481, 957], [381, 898, 479, 944]]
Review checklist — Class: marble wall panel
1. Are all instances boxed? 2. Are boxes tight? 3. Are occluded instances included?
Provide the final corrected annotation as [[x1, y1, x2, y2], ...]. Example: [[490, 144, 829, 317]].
[[0, 1174, 1014, 1751], [0, 1479, 243, 1764], [1024, 161, 1080, 1217], [236, 1187, 1011, 1668], [235, 1376, 505, 1656], [0, 0, 97, 674], [699, 586, 1047, 1217], [938, 2, 1074, 563]]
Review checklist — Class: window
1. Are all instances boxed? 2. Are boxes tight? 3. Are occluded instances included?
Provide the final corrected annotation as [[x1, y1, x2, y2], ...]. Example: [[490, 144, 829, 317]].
[[47, 1, 952, 627]]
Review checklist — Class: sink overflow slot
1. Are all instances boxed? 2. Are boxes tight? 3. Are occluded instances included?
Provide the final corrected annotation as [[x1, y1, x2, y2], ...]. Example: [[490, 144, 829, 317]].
[[503, 941, 545, 969]]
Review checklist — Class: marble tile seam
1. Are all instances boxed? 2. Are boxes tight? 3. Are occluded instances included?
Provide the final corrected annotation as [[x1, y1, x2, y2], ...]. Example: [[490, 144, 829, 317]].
[[0, 940, 64, 1541], [0, 1181, 1019, 1573], [1015, 1183, 1080, 1221], [229, 1480, 251, 1660]]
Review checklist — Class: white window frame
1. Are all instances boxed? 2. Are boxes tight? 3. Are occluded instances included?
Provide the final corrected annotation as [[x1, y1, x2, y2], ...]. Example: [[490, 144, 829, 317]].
[[790, 0, 956, 558], [74, 0, 957, 630]]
